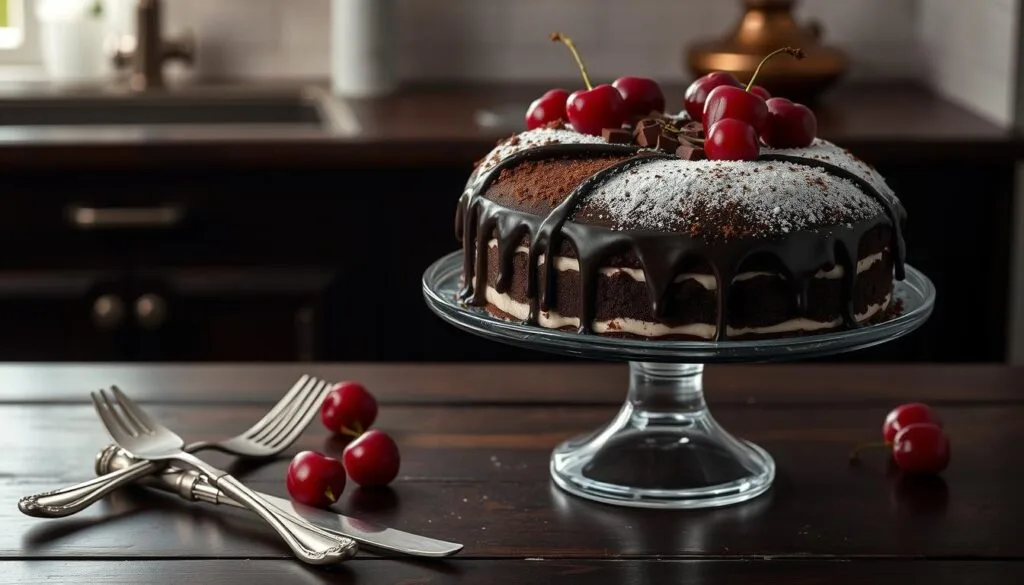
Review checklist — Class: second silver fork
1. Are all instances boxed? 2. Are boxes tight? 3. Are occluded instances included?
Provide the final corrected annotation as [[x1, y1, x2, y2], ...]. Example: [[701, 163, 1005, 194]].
[[19, 375, 330, 518], [93, 386, 357, 565]]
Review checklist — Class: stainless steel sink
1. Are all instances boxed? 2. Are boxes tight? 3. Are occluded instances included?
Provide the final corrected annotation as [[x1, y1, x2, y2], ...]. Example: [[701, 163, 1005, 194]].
[[0, 86, 358, 134]]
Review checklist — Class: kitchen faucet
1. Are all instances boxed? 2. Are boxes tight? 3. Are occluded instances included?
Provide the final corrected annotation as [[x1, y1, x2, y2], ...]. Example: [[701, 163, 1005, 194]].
[[111, 0, 195, 91]]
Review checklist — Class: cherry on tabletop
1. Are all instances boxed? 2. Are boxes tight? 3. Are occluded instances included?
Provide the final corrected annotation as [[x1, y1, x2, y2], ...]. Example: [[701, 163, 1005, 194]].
[[551, 32, 627, 135], [883, 402, 941, 444], [343, 429, 401, 488], [702, 47, 806, 132], [704, 118, 760, 161], [525, 88, 570, 130], [612, 76, 666, 119], [286, 451, 347, 508], [760, 97, 817, 148], [892, 423, 951, 475], [682, 71, 741, 121], [321, 381, 378, 437]]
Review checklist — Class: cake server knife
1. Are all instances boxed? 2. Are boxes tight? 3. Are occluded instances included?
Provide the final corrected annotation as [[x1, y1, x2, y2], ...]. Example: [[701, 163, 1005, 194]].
[[96, 444, 463, 558]]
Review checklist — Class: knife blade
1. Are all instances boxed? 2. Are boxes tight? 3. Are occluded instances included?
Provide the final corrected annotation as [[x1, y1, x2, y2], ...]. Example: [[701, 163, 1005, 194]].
[[98, 445, 462, 557]]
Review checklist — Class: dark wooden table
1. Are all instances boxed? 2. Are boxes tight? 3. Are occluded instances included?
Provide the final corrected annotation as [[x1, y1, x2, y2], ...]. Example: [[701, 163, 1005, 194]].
[[3, 363, 1022, 584]]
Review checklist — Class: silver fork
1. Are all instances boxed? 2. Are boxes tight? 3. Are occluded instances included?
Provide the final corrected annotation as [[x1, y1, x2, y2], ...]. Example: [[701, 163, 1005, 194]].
[[92, 386, 357, 565], [19, 375, 329, 518]]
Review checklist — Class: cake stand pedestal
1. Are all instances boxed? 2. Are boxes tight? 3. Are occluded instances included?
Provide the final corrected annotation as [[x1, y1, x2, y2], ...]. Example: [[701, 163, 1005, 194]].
[[423, 252, 935, 509]]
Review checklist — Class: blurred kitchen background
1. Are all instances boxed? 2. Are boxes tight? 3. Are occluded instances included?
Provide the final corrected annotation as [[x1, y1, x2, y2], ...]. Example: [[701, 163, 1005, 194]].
[[0, 0, 1018, 365]]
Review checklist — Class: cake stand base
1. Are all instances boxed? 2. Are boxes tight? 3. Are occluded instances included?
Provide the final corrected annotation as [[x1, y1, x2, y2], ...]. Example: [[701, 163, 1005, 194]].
[[424, 251, 935, 510], [550, 362, 774, 509]]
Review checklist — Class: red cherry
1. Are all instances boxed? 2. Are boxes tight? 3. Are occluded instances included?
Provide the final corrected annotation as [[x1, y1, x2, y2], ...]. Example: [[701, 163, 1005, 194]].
[[703, 85, 769, 132], [321, 381, 378, 437], [702, 47, 806, 132], [566, 85, 628, 135], [612, 76, 666, 119], [892, 423, 950, 475], [683, 71, 741, 120], [761, 97, 817, 148], [550, 32, 628, 135], [882, 402, 941, 444], [704, 118, 760, 161], [525, 89, 569, 130], [749, 85, 771, 101], [344, 429, 401, 487], [286, 451, 346, 508]]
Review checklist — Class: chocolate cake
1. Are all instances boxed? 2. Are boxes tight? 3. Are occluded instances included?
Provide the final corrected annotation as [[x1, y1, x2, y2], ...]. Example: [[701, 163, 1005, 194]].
[[454, 122, 906, 342]]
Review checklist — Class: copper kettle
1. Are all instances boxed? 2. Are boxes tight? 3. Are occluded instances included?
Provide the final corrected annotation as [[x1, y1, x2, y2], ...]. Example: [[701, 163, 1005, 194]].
[[686, 0, 847, 103]]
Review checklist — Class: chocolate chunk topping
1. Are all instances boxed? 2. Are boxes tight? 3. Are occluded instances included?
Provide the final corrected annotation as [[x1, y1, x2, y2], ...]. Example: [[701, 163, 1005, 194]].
[[680, 121, 704, 139], [602, 128, 634, 144], [676, 144, 706, 160], [634, 119, 662, 147], [656, 132, 680, 152]]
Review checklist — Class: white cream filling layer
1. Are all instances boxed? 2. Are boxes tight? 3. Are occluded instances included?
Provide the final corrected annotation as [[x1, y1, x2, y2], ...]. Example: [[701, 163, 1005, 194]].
[[487, 239, 884, 289], [484, 286, 891, 339]]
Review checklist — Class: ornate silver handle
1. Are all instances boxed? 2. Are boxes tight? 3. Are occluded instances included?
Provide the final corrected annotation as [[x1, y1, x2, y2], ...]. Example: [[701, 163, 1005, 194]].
[[175, 451, 357, 565], [18, 458, 162, 517]]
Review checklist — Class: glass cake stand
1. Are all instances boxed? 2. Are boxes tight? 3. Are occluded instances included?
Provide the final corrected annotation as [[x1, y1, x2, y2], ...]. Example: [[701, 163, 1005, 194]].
[[422, 251, 936, 509]]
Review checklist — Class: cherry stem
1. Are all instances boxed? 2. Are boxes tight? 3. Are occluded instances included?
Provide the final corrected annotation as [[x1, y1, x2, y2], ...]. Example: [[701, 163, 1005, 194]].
[[551, 32, 592, 90], [324, 486, 336, 503], [340, 420, 364, 438], [745, 46, 806, 92], [848, 440, 891, 463]]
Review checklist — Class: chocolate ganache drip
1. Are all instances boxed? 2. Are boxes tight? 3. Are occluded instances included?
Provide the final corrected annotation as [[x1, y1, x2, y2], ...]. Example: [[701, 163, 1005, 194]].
[[456, 143, 905, 341]]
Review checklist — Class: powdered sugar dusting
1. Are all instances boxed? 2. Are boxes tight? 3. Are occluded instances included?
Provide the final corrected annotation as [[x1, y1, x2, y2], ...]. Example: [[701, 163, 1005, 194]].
[[471, 127, 899, 238], [584, 157, 887, 237], [765, 139, 895, 205], [473, 126, 606, 181]]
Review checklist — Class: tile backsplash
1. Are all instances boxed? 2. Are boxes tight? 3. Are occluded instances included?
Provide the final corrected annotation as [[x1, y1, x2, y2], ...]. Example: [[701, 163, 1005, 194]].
[[154, 0, 922, 84]]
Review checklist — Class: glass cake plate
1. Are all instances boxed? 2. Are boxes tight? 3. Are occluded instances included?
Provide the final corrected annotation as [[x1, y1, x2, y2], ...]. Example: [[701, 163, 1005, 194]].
[[423, 251, 936, 509]]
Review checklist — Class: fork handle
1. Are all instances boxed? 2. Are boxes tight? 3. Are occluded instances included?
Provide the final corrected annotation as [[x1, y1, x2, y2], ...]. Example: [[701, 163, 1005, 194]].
[[18, 458, 162, 518], [208, 472, 357, 565]]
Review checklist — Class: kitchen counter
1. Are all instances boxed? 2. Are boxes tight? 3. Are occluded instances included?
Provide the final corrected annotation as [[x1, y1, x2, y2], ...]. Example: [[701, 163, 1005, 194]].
[[5, 362, 1024, 583], [0, 81, 1016, 171]]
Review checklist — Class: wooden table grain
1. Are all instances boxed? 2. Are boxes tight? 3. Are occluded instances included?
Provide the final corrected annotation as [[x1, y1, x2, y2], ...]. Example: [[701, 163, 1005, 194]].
[[3, 363, 1023, 584]]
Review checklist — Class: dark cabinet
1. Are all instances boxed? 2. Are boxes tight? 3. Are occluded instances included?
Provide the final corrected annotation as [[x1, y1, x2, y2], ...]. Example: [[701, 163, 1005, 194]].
[[0, 271, 129, 360], [0, 157, 1012, 363], [129, 267, 336, 361], [0, 266, 338, 362]]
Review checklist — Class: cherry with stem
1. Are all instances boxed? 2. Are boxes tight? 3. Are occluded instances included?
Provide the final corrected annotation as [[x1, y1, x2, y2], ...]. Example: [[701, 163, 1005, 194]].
[[551, 32, 627, 136], [703, 46, 806, 132]]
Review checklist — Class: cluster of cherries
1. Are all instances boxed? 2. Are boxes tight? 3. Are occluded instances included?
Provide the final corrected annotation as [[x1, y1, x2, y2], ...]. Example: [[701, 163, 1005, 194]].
[[285, 381, 401, 508], [525, 33, 665, 135], [851, 402, 951, 475], [685, 47, 817, 160], [525, 34, 818, 161]]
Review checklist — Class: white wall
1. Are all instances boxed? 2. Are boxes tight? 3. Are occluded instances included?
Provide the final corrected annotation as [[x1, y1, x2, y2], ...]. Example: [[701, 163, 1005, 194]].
[[141, 0, 920, 84], [917, 0, 1020, 126]]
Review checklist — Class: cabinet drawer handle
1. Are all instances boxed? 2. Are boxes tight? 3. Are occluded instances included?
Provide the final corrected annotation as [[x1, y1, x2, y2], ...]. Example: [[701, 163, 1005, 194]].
[[135, 293, 168, 329], [92, 294, 125, 329], [66, 205, 185, 230]]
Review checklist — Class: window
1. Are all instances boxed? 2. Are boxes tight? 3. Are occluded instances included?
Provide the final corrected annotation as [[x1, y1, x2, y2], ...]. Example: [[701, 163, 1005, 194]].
[[0, 0, 25, 49], [0, 0, 41, 65]]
